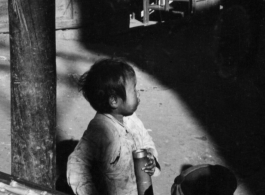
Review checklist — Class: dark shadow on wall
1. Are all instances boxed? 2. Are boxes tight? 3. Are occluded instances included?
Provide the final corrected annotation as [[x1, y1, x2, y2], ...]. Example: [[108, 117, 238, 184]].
[[70, 0, 265, 194], [77, 0, 134, 43], [56, 140, 78, 194]]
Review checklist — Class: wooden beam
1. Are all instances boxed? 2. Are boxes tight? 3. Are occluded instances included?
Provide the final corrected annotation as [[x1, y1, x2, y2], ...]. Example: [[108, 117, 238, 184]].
[[0, 171, 67, 195], [9, 0, 56, 189]]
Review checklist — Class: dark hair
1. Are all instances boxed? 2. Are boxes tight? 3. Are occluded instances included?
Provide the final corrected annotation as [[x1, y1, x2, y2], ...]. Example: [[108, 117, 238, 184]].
[[78, 58, 136, 113]]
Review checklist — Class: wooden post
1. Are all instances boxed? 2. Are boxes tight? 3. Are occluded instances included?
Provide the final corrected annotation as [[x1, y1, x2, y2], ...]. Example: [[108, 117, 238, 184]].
[[9, 0, 56, 189]]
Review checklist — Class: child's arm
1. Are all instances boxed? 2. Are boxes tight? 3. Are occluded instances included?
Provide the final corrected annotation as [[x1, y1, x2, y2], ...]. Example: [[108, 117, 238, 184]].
[[142, 150, 161, 176], [124, 113, 161, 176], [67, 118, 121, 195]]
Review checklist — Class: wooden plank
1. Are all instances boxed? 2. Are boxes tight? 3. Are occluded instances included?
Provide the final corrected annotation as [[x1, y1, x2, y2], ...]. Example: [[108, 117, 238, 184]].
[[0, 171, 68, 195], [0, 0, 130, 33], [0, 0, 83, 32]]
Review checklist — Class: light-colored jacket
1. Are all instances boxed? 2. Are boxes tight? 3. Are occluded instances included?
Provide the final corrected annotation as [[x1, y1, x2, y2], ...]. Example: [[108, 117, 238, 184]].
[[67, 113, 160, 195]]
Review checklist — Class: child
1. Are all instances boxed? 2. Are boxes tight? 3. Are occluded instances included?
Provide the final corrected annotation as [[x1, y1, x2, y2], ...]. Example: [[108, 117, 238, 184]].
[[67, 58, 161, 195]]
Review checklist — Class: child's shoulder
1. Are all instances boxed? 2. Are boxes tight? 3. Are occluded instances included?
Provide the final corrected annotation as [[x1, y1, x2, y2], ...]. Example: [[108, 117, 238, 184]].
[[124, 113, 145, 131], [87, 113, 121, 139], [90, 113, 112, 125]]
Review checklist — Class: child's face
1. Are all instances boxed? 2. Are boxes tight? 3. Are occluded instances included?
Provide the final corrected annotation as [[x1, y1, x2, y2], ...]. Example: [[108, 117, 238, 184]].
[[117, 76, 140, 116]]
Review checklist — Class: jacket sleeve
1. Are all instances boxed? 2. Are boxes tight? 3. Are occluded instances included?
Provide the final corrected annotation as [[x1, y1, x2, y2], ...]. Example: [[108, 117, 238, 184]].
[[66, 119, 120, 195], [124, 113, 161, 176], [124, 113, 158, 157]]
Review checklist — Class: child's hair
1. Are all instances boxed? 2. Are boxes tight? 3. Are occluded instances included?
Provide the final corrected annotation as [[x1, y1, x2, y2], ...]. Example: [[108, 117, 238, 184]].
[[78, 58, 136, 113]]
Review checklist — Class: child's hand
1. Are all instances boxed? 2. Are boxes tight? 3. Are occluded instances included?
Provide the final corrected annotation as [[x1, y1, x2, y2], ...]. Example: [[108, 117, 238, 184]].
[[142, 152, 156, 176]]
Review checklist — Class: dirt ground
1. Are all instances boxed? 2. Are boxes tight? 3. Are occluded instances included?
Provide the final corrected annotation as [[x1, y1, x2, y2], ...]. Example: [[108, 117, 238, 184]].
[[1, 10, 265, 195]]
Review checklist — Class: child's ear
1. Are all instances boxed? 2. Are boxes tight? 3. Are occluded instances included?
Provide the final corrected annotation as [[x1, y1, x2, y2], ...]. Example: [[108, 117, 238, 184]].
[[109, 95, 119, 108]]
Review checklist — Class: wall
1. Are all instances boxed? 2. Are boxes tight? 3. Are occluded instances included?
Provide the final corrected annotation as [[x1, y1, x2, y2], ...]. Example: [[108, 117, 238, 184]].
[[0, 0, 130, 34]]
